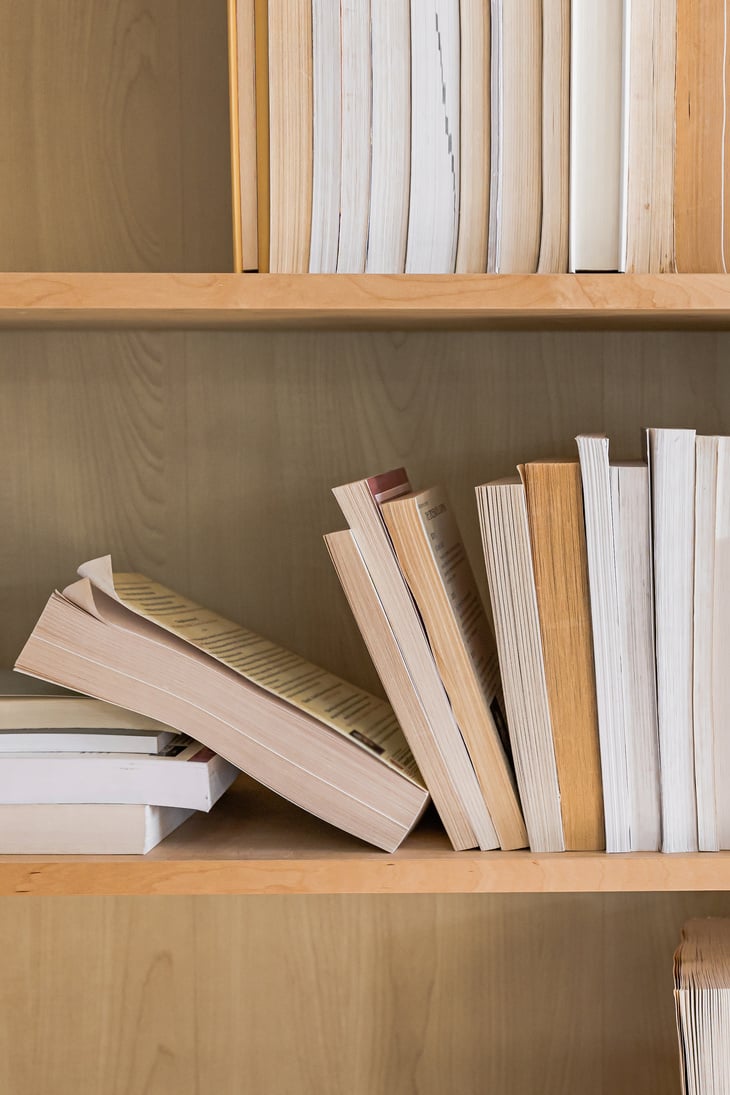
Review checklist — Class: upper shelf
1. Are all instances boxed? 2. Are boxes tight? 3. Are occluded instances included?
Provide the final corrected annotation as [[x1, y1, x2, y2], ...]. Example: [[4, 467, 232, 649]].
[[4, 273, 730, 330], [4, 776, 730, 896]]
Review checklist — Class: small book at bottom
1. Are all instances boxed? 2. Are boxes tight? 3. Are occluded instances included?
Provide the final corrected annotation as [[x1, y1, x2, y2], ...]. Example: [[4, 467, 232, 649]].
[[0, 802, 194, 854]]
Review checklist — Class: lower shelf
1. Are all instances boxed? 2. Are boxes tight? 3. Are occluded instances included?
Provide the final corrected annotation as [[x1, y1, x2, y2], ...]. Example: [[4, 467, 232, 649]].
[[2, 776, 729, 896]]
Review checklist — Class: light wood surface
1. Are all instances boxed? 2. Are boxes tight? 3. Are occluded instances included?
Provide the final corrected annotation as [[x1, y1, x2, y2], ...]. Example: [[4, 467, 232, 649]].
[[4, 776, 730, 897], [7, 273, 730, 328], [0, 0, 231, 273]]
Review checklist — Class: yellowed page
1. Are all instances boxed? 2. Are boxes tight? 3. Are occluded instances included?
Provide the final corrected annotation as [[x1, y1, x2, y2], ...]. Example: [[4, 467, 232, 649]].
[[74, 557, 422, 786]]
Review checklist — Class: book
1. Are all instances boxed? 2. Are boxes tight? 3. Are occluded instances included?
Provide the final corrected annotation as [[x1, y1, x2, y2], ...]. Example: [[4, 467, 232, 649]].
[[267, 0, 312, 272], [309, 0, 341, 273], [366, 0, 410, 273], [15, 556, 428, 852], [521, 459, 605, 850], [456, 0, 490, 273], [228, 0, 259, 271], [405, 0, 460, 273], [569, 0, 628, 271], [337, 0, 371, 273], [333, 469, 499, 851], [476, 478, 564, 853], [646, 427, 697, 852], [0, 802, 194, 855], [380, 486, 527, 850], [675, 0, 730, 271], [254, 0, 270, 270], [693, 435, 730, 850], [488, 0, 542, 273], [537, 0, 570, 272], [674, 918, 730, 1095], [0, 736, 237, 810], [624, 0, 676, 272], [577, 436, 661, 852], [325, 528, 479, 849]]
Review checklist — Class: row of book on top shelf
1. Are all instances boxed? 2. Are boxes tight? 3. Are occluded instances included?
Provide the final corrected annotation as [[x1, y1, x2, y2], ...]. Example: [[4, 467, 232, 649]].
[[7, 425, 725, 855], [229, 0, 730, 275]]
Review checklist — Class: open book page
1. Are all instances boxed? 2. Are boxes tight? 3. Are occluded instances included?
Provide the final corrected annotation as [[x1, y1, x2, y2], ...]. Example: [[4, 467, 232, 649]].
[[73, 557, 423, 787]]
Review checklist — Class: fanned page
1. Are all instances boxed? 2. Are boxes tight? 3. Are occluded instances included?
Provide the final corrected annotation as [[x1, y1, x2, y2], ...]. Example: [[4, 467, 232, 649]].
[[405, 0, 460, 273], [309, 0, 341, 272], [488, 0, 542, 272], [569, 0, 628, 271], [456, 0, 490, 273], [367, 0, 410, 273], [337, 0, 371, 273], [75, 557, 423, 788], [625, 0, 676, 272], [675, 0, 730, 270], [267, 0, 312, 272], [538, 0, 569, 272]]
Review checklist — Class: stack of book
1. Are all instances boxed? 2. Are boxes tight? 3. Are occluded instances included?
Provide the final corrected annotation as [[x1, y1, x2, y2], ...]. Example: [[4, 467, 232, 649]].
[[228, 0, 729, 274], [15, 557, 429, 853], [0, 671, 239, 854], [674, 919, 730, 1095]]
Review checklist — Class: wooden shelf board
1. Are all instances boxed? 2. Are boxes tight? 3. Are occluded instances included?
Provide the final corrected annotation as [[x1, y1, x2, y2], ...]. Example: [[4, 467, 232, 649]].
[[3, 273, 730, 330], [2, 777, 730, 896]]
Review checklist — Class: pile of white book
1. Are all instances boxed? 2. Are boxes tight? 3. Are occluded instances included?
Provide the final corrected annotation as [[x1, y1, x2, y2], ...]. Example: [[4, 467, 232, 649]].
[[0, 671, 238, 854]]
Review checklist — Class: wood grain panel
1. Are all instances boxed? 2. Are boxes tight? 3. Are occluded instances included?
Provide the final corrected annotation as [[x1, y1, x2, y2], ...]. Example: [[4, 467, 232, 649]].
[[0, 1, 231, 272], [0, 891, 725, 1094]]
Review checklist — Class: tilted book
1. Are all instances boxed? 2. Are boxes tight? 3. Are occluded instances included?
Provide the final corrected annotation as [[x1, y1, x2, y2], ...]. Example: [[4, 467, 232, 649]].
[[15, 556, 429, 852]]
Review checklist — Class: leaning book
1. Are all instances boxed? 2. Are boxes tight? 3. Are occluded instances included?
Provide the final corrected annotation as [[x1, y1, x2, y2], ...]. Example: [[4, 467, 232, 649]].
[[15, 556, 429, 852]]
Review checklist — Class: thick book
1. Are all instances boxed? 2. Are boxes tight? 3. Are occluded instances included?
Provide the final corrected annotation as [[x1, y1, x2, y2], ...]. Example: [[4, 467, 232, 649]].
[[367, 0, 410, 273], [646, 427, 697, 852], [488, 0, 542, 273], [693, 435, 730, 850], [0, 736, 237, 810], [15, 557, 428, 852], [674, 918, 730, 1094], [309, 0, 341, 273], [538, 0, 570, 272], [267, 0, 312, 272], [456, 0, 490, 273], [476, 478, 564, 853], [333, 469, 499, 850], [336, 0, 371, 273], [569, 0, 629, 271], [577, 436, 661, 852], [228, 0, 259, 271], [0, 802, 194, 855], [380, 486, 527, 850], [624, 0, 675, 272], [521, 459, 605, 850], [405, 0, 460, 273], [675, 0, 730, 271]]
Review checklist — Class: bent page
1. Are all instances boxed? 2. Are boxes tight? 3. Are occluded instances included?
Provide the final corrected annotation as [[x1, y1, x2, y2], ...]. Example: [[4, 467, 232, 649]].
[[74, 557, 423, 788]]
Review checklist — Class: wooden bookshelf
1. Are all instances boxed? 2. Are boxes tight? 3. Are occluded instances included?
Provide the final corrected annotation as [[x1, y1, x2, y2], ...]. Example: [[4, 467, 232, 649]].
[[2, 775, 730, 897], [5, 272, 730, 330]]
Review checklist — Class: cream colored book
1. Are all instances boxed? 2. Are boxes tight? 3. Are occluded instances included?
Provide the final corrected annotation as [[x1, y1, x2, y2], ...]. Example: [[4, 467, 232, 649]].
[[337, 0, 371, 273], [15, 557, 428, 852], [456, 0, 490, 273], [333, 468, 499, 850], [309, 0, 341, 273], [381, 486, 526, 850], [228, 0, 259, 271], [537, 0, 570, 272]]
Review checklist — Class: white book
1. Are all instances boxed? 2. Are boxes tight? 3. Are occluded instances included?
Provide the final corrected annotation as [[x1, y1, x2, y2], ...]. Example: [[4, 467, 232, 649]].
[[0, 802, 194, 854], [609, 461, 661, 852], [476, 478, 564, 853], [0, 736, 239, 810], [569, 0, 629, 271], [309, 0, 341, 272], [0, 727, 176, 754], [488, 0, 542, 273], [646, 427, 697, 852], [336, 0, 371, 273], [366, 0, 410, 273], [405, 0, 460, 273], [693, 435, 730, 850]]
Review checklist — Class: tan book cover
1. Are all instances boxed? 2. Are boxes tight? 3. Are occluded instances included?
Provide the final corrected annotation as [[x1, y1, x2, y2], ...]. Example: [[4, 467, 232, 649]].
[[675, 0, 730, 271], [382, 486, 527, 850], [227, 0, 259, 272], [520, 460, 605, 850], [267, 0, 311, 272]]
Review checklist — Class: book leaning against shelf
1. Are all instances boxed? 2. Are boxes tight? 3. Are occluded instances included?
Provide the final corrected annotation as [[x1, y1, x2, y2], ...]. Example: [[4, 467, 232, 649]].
[[15, 556, 429, 853]]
